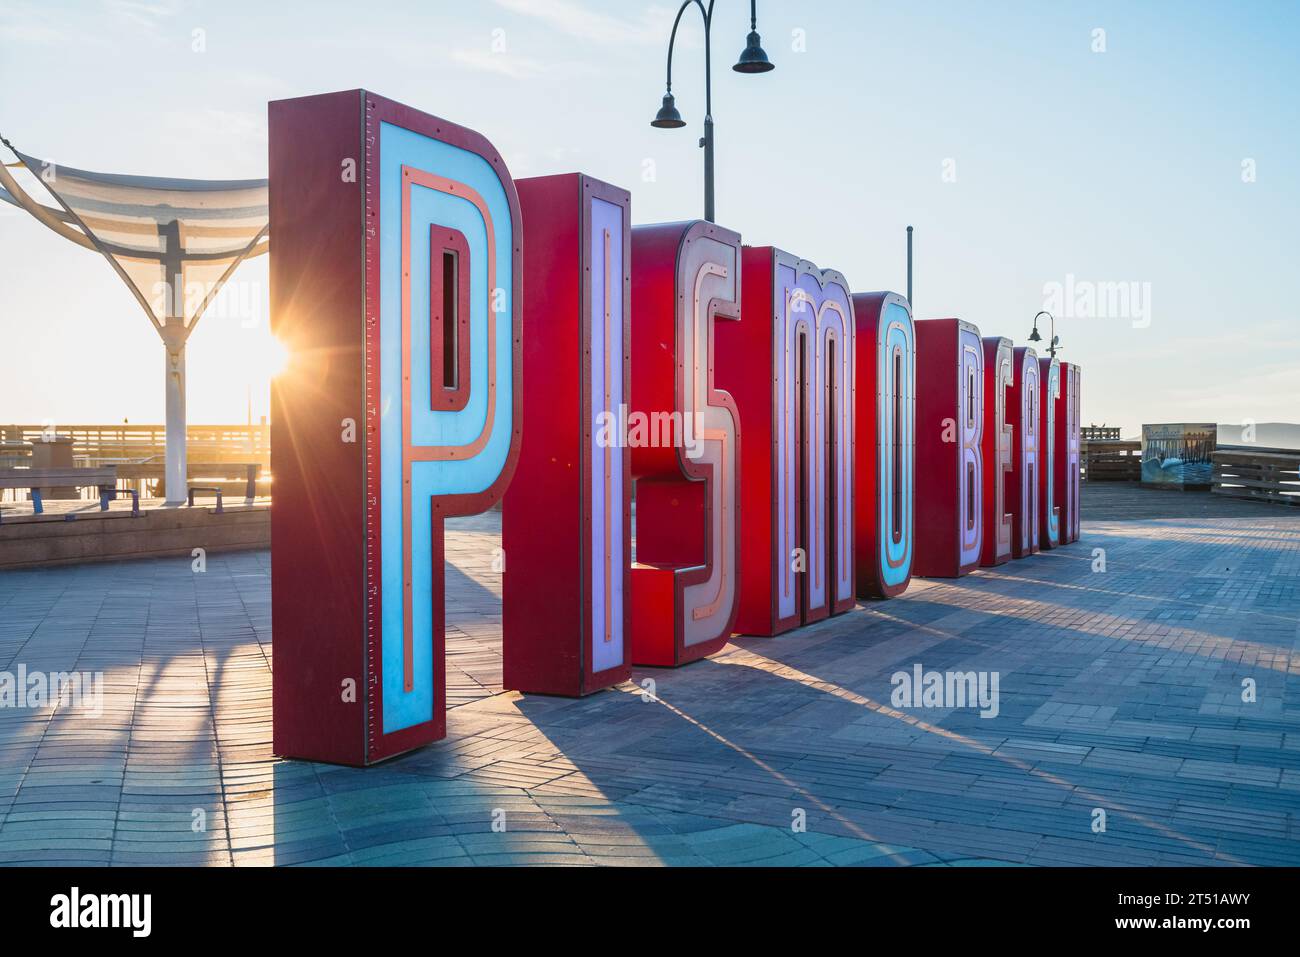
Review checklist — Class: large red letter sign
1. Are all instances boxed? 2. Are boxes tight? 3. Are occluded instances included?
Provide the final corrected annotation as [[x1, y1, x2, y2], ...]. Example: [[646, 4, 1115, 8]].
[[630, 222, 741, 666], [914, 319, 984, 578], [1006, 346, 1040, 558], [1056, 362, 1082, 544], [270, 90, 522, 765], [502, 174, 631, 696], [853, 292, 915, 598], [716, 248, 854, 635], [981, 336, 1013, 567], [1039, 356, 1062, 550]]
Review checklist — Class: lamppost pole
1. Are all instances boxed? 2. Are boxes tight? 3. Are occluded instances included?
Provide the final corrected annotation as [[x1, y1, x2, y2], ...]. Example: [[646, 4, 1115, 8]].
[[906, 225, 913, 308], [702, 17, 715, 223], [652, 0, 774, 223]]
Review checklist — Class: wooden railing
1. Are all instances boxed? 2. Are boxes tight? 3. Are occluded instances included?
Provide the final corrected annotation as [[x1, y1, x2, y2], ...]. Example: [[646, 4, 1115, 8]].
[[0, 425, 271, 501], [1081, 439, 1141, 482], [0, 441, 31, 471], [0, 424, 269, 468], [1212, 447, 1300, 506], [1081, 425, 1123, 441]]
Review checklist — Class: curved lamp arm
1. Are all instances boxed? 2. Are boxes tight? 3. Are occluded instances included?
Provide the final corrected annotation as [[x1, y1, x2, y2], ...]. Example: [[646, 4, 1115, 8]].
[[665, 0, 712, 111]]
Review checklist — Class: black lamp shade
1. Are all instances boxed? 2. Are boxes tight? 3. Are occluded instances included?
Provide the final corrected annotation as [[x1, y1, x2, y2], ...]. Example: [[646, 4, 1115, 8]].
[[651, 92, 686, 128], [733, 31, 774, 73]]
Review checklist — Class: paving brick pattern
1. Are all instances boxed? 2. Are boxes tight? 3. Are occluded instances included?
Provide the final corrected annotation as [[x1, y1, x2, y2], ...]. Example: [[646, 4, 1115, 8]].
[[1, 489, 1297, 866]]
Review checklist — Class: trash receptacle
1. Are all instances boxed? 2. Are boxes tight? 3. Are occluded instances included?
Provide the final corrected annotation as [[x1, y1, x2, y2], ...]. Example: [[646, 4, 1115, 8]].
[[30, 435, 77, 500]]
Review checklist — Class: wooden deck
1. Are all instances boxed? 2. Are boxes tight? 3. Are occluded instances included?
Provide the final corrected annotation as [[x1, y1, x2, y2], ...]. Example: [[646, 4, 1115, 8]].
[[1, 492, 1297, 866], [1082, 480, 1297, 520]]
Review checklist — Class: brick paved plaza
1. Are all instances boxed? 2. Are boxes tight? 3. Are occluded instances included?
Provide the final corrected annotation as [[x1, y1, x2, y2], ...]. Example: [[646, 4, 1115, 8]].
[[1, 484, 1297, 866]]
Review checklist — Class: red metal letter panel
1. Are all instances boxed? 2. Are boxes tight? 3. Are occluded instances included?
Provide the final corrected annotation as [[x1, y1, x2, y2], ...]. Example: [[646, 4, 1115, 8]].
[[914, 318, 984, 578], [715, 247, 855, 635], [629, 221, 742, 666], [1006, 347, 1040, 558], [502, 174, 631, 696], [1057, 362, 1082, 544], [852, 292, 915, 598], [981, 337, 1013, 567], [269, 90, 368, 767], [1039, 356, 1062, 549], [1070, 363, 1082, 543], [271, 90, 523, 765]]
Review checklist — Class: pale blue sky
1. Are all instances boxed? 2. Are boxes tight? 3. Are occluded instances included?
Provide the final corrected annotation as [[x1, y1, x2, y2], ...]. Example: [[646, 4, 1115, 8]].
[[1, 0, 1297, 434]]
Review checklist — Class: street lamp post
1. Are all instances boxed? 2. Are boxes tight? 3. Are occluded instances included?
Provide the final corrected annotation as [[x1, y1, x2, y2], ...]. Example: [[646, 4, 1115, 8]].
[[651, 0, 774, 223], [1029, 310, 1059, 358], [906, 225, 913, 308]]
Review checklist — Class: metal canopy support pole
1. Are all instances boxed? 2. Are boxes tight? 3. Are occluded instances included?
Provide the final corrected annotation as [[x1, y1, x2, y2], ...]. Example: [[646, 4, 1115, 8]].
[[160, 219, 187, 505], [163, 330, 187, 505]]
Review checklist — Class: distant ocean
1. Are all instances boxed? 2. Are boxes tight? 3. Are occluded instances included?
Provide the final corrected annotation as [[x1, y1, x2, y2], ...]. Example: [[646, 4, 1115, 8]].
[[1215, 422, 1300, 451]]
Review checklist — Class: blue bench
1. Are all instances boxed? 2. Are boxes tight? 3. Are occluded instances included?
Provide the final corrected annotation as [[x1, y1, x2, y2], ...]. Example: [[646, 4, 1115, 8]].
[[0, 466, 139, 523]]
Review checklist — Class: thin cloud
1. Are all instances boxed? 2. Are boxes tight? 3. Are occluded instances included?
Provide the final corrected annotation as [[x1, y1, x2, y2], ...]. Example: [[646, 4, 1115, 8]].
[[450, 48, 548, 80], [102, 0, 182, 32], [490, 0, 678, 47], [0, 1, 100, 46], [157, 109, 267, 175]]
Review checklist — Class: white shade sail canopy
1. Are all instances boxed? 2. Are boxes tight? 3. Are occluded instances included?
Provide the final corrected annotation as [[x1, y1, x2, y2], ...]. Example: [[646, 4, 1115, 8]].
[[0, 147, 268, 337]]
